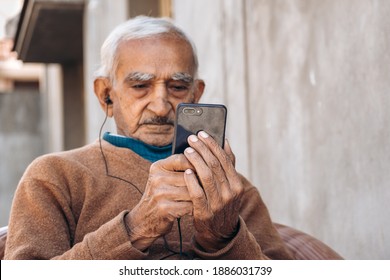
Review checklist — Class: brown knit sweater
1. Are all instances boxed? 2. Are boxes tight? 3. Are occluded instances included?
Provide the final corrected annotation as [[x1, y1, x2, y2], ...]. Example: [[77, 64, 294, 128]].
[[5, 140, 292, 260]]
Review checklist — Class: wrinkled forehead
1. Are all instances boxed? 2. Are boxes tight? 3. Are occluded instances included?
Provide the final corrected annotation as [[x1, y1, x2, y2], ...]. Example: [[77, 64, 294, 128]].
[[117, 34, 195, 60], [114, 36, 197, 79]]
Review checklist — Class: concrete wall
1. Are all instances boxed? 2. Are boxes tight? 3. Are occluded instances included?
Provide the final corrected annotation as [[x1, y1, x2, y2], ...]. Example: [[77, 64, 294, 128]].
[[84, 0, 128, 143], [173, 0, 390, 259], [0, 90, 44, 225]]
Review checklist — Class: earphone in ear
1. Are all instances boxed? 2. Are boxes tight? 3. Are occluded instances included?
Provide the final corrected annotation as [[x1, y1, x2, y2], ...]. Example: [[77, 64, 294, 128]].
[[104, 96, 113, 105]]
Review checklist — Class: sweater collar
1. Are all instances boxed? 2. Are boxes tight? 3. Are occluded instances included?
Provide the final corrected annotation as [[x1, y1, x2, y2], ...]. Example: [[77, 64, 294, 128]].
[[103, 132, 172, 162]]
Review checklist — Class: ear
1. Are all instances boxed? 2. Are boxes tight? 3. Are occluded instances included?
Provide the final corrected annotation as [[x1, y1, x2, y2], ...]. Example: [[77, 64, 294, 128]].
[[94, 77, 114, 117], [193, 79, 205, 103]]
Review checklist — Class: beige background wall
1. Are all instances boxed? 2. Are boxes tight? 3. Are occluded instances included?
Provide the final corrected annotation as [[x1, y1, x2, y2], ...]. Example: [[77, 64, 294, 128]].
[[84, 0, 128, 143], [173, 0, 390, 259]]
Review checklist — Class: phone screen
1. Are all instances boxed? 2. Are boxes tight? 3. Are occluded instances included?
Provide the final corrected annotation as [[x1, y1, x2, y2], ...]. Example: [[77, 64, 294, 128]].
[[172, 103, 227, 154]]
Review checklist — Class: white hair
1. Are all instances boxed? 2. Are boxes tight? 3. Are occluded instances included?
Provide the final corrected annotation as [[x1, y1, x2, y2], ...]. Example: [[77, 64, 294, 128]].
[[94, 16, 199, 81]]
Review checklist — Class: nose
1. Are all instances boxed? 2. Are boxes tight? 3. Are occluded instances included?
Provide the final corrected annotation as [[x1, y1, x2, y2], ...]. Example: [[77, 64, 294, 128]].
[[148, 83, 172, 116]]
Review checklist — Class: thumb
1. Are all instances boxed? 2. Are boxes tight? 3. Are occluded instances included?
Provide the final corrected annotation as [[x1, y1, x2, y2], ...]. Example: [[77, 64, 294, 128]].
[[153, 153, 194, 172]]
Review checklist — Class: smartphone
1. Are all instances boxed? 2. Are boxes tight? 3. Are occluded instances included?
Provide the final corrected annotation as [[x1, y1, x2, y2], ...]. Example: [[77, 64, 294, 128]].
[[172, 103, 227, 154]]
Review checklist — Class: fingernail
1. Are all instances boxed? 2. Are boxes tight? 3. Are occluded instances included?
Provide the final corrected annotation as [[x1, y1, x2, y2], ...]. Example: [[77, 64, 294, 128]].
[[189, 135, 198, 142], [199, 131, 209, 138], [185, 169, 193, 174], [185, 147, 195, 153]]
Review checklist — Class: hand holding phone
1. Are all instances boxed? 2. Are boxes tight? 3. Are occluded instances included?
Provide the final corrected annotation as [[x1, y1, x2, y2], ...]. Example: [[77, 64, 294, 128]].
[[174, 103, 243, 252]]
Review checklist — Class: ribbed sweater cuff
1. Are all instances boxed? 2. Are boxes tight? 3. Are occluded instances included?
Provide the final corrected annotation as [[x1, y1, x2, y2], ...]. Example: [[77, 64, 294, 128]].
[[192, 216, 265, 260], [85, 211, 148, 260]]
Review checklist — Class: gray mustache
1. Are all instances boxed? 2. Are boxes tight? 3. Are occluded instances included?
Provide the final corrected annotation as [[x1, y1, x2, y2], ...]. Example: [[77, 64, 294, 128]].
[[142, 116, 174, 125]]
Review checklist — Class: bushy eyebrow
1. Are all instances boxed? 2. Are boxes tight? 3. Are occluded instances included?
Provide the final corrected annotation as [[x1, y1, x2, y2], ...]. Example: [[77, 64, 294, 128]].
[[123, 71, 194, 84], [171, 72, 194, 84], [124, 72, 155, 83]]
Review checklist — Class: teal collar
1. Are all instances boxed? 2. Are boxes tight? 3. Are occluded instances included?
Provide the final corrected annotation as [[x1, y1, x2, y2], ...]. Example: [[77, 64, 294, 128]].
[[103, 132, 172, 162]]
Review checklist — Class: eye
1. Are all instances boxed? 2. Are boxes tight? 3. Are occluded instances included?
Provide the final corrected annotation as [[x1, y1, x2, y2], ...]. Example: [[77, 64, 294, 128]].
[[171, 85, 188, 91], [132, 83, 149, 89], [168, 81, 190, 92]]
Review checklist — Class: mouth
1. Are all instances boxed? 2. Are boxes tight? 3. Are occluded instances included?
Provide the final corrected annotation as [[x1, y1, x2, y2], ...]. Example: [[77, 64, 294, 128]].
[[141, 122, 174, 126], [138, 116, 175, 135], [140, 123, 174, 133]]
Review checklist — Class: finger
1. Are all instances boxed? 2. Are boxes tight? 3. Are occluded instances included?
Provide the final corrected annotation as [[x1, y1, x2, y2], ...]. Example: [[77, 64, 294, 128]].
[[184, 169, 208, 217], [187, 133, 230, 194], [153, 153, 193, 172], [152, 185, 191, 202], [197, 131, 235, 174], [197, 131, 241, 193], [148, 154, 193, 189], [184, 145, 222, 203], [223, 138, 236, 167], [188, 134, 226, 182], [148, 170, 187, 187]]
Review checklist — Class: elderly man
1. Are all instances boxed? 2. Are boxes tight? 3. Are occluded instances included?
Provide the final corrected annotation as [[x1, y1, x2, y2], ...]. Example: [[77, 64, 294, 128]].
[[5, 16, 292, 260]]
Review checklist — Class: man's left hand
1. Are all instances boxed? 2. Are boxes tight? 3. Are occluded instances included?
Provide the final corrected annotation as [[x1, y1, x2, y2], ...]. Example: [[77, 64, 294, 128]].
[[183, 131, 244, 252]]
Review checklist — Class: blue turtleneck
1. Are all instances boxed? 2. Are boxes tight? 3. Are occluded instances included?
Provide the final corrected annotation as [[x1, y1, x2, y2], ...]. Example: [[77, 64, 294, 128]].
[[103, 132, 172, 162]]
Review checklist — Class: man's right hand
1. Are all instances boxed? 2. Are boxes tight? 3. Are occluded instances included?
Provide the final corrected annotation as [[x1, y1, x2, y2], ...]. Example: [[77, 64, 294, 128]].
[[124, 154, 193, 251]]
